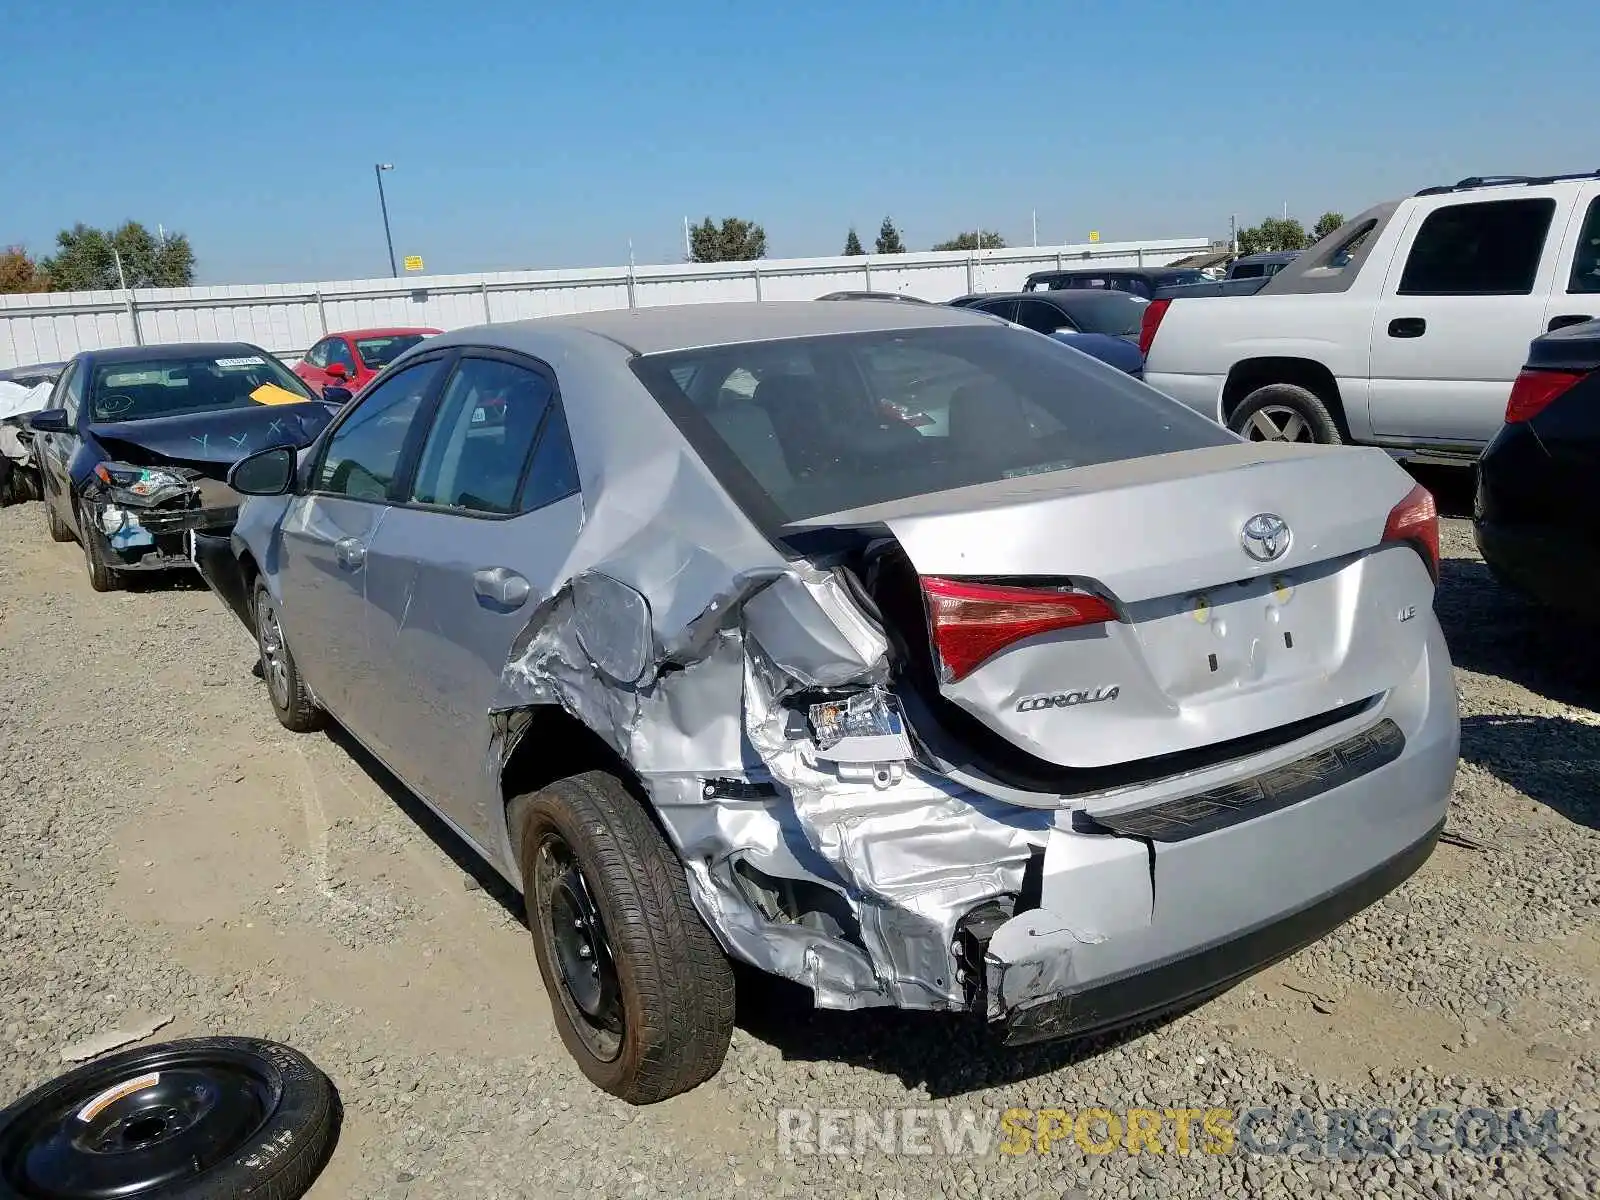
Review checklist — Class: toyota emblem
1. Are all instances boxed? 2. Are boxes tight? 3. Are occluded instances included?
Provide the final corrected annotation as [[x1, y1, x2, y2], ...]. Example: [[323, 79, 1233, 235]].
[[1241, 512, 1291, 562]]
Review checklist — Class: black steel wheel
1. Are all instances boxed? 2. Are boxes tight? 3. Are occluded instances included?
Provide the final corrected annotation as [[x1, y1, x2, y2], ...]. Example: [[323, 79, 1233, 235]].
[[533, 831, 626, 1063], [0, 1037, 339, 1200], [514, 771, 735, 1104]]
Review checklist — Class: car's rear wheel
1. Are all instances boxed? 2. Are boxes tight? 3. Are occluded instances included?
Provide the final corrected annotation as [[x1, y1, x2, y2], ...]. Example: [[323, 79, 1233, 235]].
[[44, 491, 72, 542], [78, 504, 124, 593], [1229, 383, 1343, 445], [253, 581, 325, 733], [513, 771, 734, 1104]]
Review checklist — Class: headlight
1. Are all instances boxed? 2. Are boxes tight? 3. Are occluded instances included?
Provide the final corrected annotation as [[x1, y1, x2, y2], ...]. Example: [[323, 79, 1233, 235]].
[[94, 462, 186, 496], [99, 506, 128, 534]]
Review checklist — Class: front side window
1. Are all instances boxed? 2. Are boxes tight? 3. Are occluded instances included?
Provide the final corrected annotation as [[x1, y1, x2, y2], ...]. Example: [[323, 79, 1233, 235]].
[[88, 352, 313, 422], [314, 358, 445, 500], [325, 338, 358, 373], [409, 357, 577, 515], [1398, 198, 1556, 296], [1231, 262, 1266, 279], [1567, 197, 1600, 294], [631, 325, 1232, 530]]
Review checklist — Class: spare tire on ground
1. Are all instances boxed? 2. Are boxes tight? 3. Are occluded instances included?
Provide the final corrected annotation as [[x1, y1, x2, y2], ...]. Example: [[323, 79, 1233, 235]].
[[0, 1037, 340, 1200]]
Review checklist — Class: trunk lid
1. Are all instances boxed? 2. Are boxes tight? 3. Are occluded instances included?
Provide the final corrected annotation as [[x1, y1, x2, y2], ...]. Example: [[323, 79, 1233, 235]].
[[793, 442, 1431, 770]]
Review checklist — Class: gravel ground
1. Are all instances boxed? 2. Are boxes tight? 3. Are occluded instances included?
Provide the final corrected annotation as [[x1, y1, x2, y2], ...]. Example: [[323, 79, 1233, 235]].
[[1, 478, 1597, 1199]]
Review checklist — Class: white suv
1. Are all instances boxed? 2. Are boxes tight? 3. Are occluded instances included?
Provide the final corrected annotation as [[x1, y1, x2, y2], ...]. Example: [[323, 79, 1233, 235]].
[[1141, 171, 1600, 457]]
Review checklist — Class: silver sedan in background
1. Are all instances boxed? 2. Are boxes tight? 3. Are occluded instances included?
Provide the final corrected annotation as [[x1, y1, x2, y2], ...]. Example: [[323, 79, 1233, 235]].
[[196, 301, 1458, 1103]]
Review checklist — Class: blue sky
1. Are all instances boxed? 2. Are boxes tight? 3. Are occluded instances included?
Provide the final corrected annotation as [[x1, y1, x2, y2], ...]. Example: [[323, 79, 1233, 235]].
[[4, 0, 1592, 284]]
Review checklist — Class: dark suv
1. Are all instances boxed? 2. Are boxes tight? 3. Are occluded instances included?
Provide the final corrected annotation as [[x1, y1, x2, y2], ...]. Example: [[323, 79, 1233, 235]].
[[1022, 267, 1207, 299]]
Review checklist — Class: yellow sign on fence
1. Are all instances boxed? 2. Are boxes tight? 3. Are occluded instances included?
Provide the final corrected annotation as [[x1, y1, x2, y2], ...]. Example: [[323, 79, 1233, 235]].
[[403, 255, 424, 272]]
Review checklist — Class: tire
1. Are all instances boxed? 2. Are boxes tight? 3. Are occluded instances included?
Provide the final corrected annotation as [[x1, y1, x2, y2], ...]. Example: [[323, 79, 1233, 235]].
[[0, 1036, 339, 1200], [514, 771, 735, 1104], [254, 582, 325, 733], [79, 505, 124, 593], [44, 490, 73, 542], [1228, 383, 1343, 445]]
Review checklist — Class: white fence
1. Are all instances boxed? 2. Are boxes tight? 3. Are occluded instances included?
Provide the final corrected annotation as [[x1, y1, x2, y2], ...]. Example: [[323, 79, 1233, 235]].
[[0, 237, 1210, 369]]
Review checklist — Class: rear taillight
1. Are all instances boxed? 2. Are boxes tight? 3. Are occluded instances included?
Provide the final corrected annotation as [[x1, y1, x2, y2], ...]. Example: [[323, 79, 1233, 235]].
[[1381, 483, 1439, 582], [1504, 368, 1587, 424], [921, 577, 1117, 683], [1137, 298, 1172, 356]]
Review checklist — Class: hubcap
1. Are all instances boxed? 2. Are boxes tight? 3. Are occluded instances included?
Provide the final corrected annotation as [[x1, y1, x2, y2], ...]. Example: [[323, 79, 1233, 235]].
[[534, 834, 623, 1061], [1241, 405, 1315, 443], [257, 602, 291, 708]]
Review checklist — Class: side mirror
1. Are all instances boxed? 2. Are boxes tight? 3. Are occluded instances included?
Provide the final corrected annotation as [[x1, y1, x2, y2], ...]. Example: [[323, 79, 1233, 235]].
[[321, 385, 354, 404], [228, 445, 297, 496], [27, 409, 69, 433], [324, 362, 348, 380]]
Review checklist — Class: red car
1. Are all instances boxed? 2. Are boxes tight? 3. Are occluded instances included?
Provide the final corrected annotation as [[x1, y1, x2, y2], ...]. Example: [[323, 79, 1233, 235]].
[[294, 327, 441, 397]]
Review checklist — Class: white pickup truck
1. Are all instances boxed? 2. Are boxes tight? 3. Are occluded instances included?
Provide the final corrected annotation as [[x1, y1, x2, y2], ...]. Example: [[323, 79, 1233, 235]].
[[1141, 172, 1600, 458]]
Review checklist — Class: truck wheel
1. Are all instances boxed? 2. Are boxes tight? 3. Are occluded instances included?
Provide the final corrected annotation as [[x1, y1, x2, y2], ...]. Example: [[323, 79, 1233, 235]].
[[1229, 383, 1343, 445], [513, 771, 735, 1105], [254, 582, 325, 733], [45, 492, 73, 542]]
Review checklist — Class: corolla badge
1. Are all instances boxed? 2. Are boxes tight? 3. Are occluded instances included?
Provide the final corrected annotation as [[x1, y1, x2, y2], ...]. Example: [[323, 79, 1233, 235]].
[[1240, 512, 1291, 562]]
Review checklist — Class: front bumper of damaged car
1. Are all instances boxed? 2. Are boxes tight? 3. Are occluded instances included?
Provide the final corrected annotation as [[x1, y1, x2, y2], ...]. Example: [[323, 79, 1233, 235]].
[[655, 616, 1459, 1041], [84, 466, 239, 570]]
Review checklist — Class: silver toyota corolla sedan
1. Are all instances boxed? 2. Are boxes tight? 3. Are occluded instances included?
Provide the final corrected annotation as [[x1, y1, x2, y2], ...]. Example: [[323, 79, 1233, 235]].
[[194, 301, 1459, 1104]]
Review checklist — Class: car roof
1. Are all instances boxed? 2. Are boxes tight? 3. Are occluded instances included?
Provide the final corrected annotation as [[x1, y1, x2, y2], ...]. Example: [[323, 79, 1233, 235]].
[[433, 300, 991, 357], [331, 327, 442, 337], [1025, 266, 1199, 281], [960, 290, 1145, 304], [1233, 251, 1300, 263], [78, 342, 267, 364]]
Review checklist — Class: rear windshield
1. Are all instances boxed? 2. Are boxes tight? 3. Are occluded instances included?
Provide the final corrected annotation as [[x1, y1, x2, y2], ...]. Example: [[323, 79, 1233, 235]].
[[631, 325, 1233, 529], [1157, 270, 1205, 286], [1056, 291, 1149, 336], [89, 353, 313, 422], [355, 334, 431, 368]]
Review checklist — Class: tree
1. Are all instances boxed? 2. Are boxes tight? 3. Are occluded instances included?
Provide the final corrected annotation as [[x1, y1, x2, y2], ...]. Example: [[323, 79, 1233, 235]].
[[874, 217, 906, 254], [932, 230, 1007, 251], [843, 228, 864, 256], [1312, 211, 1346, 241], [688, 216, 767, 263], [1236, 216, 1308, 256], [0, 246, 49, 293], [41, 221, 196, 291]]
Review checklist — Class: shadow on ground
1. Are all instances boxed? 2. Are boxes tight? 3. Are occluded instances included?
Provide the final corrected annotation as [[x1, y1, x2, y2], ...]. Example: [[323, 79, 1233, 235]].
[[1458, 713, 1600, 831], [321, 724, 526, 922], [731, 965, 1205, 1099], [1435, 555, 1600, 708]]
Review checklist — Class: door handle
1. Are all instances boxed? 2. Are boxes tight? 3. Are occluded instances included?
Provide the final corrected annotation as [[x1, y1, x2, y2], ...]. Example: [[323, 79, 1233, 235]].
[[473, 566, 532, 610], [1548, 314, 1594, 332], [1387, 317, 1426, 338], [334, 537, 366, 569]]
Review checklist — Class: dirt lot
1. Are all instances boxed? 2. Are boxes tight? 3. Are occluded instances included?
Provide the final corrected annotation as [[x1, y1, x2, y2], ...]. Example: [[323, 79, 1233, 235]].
[[1, 480, 1597, 1199]]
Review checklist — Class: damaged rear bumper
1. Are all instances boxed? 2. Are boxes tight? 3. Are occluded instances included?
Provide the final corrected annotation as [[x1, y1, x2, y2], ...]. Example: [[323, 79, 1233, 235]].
[[994, 817, 1441, 1045]]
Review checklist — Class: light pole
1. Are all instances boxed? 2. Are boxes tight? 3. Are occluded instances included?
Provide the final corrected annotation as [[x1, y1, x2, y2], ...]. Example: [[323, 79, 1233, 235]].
[[374, 163, 397, 277]]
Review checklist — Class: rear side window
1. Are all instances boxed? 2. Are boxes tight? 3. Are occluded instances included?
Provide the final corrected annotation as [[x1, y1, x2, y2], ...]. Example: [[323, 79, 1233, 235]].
[[1398, 198, 1556, 296], [1567, 197, 1600, 294], [1230, 262, 1266, 279], [630, 325, 1233, 530]]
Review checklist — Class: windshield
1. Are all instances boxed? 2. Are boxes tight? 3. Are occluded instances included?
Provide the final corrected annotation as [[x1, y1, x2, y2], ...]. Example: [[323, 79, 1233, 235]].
[[632, 325, 1233, 530], [1057, 292, 1149, 336], [355, 334, 431, 369], [89, 352, 314, 422]]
